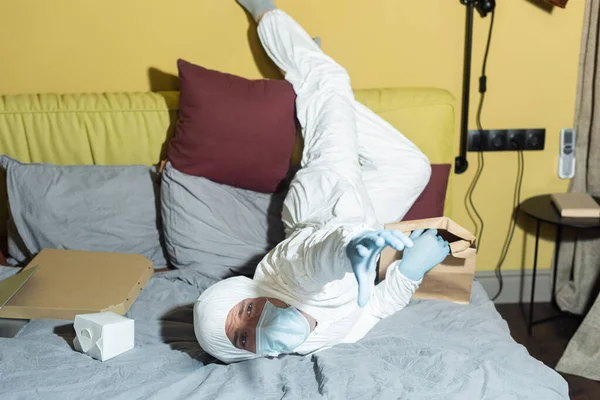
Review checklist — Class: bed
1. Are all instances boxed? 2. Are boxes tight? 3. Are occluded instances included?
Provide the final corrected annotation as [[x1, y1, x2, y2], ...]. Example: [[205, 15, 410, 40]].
[[0, 89, 568, 399]]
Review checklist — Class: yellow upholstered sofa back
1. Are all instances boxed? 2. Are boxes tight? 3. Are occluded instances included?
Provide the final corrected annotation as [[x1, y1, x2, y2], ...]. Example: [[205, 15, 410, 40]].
[[0, 88, 456, 235]]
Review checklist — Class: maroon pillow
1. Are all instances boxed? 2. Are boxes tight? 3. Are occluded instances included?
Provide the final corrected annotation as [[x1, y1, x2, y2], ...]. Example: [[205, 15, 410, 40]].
[[168, 59, 297, 193], [402, 164, 451, 221]]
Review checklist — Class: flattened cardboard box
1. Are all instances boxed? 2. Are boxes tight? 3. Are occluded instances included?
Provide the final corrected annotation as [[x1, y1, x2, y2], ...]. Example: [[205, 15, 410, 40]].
[[0, 249, 153, 320], [381, 217, 477, 304]]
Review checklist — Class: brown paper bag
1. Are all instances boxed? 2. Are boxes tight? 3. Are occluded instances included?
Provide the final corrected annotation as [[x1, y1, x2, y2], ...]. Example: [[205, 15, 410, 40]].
[[380, 217, 477, 304]]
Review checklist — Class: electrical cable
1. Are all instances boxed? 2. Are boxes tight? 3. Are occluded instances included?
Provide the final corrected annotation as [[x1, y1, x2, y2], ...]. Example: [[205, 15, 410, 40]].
[[492, 144, 525, 301], [465, 9, 495, 253], [468, 91, 486, 249], [463, 7, 526, 301]]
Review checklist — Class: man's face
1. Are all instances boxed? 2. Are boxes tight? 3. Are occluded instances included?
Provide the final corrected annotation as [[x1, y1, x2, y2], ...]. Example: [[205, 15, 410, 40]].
[[225, 297, 288, 353]]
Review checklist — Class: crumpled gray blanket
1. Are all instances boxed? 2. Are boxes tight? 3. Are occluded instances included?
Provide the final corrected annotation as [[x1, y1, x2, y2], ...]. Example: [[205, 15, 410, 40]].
[[0, 270, 568, 400]]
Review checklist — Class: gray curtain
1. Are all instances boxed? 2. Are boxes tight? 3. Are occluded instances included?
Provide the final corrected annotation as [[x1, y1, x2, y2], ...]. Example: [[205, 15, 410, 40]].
[[555, 0, 600, 381], [555, 0, 600, 316]]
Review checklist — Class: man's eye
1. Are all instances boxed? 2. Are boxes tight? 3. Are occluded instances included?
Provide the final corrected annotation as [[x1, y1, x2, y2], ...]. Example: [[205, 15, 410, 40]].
[[241, 333, 247, 347], [247, 303, 253, 316]]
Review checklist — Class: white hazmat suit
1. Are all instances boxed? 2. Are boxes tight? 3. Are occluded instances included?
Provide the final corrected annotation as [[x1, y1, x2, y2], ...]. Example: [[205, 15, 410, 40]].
[[194, 10, 432, 363]]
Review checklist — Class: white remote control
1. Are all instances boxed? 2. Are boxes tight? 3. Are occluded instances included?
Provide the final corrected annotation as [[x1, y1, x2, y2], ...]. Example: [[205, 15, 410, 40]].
[[558, 128, 576, 179]]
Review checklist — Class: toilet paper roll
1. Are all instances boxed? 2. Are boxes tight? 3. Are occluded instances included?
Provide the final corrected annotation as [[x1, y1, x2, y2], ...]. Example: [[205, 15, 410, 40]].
[[78, 328, 94, 352]]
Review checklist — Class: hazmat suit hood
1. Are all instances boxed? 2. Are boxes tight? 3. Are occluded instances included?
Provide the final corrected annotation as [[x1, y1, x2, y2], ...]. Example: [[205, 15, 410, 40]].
[[194, 276, 282, 363]]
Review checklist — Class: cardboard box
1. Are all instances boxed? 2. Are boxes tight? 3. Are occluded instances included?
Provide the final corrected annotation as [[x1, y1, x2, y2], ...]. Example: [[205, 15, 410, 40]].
[[73, 312, 135, 361], [0, 249, 153, 320], [380, 217, 477, 304]]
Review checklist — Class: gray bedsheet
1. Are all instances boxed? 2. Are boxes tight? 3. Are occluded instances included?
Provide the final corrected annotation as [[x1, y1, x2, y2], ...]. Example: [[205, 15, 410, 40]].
[[0, 270, 568, 400]]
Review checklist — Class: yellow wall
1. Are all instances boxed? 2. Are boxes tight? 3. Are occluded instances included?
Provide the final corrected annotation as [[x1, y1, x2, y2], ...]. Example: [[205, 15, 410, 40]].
[[0, 0, 586, 272]]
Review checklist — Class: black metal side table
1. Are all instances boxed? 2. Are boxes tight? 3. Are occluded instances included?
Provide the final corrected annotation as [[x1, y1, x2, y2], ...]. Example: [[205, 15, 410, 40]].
[[520, 194, 600, 335]]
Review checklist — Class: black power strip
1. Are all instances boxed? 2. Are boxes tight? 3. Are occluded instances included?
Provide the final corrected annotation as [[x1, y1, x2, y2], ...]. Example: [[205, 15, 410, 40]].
[[468, 129, 545, 152]]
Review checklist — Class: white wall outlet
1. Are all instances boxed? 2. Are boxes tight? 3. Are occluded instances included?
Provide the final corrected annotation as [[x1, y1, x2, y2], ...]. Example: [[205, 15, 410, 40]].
[[558, 128, 576, 179]]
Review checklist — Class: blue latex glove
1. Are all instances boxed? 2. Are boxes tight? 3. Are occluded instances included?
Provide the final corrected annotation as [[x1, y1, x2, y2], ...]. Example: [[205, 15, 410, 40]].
[[347, 230, 413, 307], [398, 228, 450, 281]]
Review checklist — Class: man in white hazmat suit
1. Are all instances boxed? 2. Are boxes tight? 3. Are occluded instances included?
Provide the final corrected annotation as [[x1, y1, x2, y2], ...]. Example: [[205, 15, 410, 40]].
[[193, 0, 451, 363]]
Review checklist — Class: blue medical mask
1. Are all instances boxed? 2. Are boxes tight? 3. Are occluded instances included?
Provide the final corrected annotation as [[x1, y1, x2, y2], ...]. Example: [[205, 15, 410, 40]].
[[255, 301, 311, 356]]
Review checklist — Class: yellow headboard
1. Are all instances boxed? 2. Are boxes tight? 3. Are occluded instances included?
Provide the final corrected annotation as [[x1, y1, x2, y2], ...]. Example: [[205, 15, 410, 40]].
[[0, 88, 456, 235]]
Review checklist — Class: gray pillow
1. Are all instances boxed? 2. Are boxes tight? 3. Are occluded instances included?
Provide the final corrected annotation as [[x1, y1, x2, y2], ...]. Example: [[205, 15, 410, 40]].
[[1, 156, 168, 268], [161, 162, 286, 280]]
